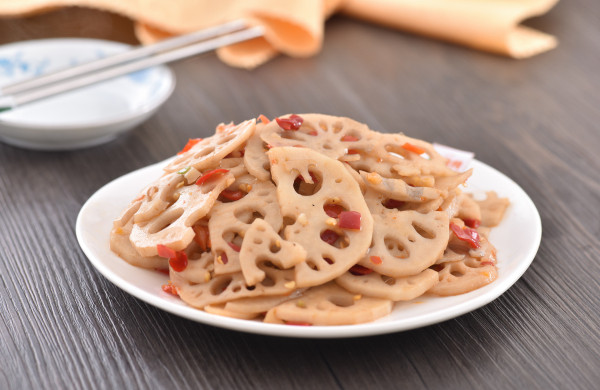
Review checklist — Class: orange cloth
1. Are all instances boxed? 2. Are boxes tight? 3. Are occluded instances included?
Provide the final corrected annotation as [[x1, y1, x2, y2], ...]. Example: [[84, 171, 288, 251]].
[[0, 0, 559, 68]]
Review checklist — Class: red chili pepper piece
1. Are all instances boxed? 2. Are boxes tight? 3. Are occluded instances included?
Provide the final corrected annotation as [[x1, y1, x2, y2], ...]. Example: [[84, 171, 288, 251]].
[[338, 211, 361, 230], [220, 189, 245, 201], [349, 265, 373, 275], [192, 225, 210, 251], [284, 321, 312, 326], [323, 203, 345, 218], [463, 218, 481, 229], [258, 114, 270, 124], [308, 130, 318, 136], [320, 229, 339, 246], [156, 244, 176, 259], [383, 199, 405, 209], [178, 138, 202, 155], [276, 114, 304, 131], [370, 256, 382, 265], [161, 283, 179, 296], [450, 222, 481, 249], [480, 261, 495, 267], [347, 149, 360, 155], [402, 142, 426, 155], [341, 135, 359, 142], [196, 168, 229, 186], [169, 251, 188, 272], [220, 252, 229, 264], [228, 242, 241, 252]]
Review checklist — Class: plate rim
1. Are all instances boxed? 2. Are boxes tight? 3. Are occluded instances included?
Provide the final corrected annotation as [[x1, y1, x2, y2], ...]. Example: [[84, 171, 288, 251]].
[[0, 37, 176, 130], [76, 158, 542, 338]]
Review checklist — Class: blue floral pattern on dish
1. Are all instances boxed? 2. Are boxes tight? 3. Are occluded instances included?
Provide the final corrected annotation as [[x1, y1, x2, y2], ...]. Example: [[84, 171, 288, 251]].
[[0, 51, 50, 80], [0, 42, 166, 99]]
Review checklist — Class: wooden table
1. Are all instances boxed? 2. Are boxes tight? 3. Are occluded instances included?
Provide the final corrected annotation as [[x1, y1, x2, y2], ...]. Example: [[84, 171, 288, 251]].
[[1, 3, 598, 389]]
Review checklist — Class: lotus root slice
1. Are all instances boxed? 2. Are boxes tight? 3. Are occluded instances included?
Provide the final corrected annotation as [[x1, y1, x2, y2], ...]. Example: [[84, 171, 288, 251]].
[[429, 260, 497, 296], [130, 171, 234, 256], [358, 207, 449, 277], [336, 269, 439, 301], [261, 114, 373, 161], [170, 254, 296, 309], [164, 119, 256, 173], [110, 199, 167, 269], [473, 191, 510, 227], [240, 218, 307, 286], [268, 147, 374, 288], [209, 180, 283, 275], [264, 283, 392, 325]]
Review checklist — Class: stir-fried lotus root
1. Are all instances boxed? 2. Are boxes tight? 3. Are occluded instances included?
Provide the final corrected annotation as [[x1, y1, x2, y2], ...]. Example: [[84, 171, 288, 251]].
[[110, 113, 510, 326]]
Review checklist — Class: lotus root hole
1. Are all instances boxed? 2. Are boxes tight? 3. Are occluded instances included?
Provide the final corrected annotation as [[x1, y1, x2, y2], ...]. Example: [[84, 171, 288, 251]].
[[302, 123, 316, 133], [332, 122, 343, 133], [261, 276, 275, 287], [210, 277, 232, 295], [328, 295, 355, 307], [294, 171, 323, 196], [323, 202, 348, 216], [269, 243, 281, 253], [413, 223, 436, 239], [382, 199, 406, 211], [234, 209, 265, 224], [451, 270, 465, 278], [147, 209, 184, 234], [222, 231, 243, 247], [196, 146, 215, 158], [254, 238, 263, 245], [323, 143, 332, 150], [220, 133, 236, 144], [319, 121, 327, 131], [381, 275, 396, 286], [341, 132, 361, 141], [282, 216, 296, 229], [384, 237, 409, 258], [262, 261, 278, 269], [385, 144, 407, 159], [320, 229, 349, 249], [306, 260, 319, 270], [147, 186, 158, 198]]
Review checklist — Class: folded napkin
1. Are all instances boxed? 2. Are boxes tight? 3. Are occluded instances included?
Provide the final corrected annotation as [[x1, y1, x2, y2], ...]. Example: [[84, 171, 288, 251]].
[[0, 0, 559, 68]]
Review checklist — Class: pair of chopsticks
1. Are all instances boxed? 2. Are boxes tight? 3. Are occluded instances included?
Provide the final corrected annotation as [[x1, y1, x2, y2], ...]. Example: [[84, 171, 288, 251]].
[[0, 20, 264, 112]]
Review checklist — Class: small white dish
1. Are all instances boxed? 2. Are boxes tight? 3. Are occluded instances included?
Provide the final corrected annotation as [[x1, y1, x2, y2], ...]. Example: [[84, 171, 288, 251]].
[[76, 157, 542, 338], [0, 38, 175, 150]]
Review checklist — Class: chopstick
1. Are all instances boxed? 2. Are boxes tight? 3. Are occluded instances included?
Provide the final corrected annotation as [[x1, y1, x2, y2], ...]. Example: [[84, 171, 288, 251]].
[[0, 21, 264, 112]]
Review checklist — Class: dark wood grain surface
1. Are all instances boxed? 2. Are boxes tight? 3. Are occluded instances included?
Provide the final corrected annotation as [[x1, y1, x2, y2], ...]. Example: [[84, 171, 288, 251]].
[[1, 2, 599, 389]]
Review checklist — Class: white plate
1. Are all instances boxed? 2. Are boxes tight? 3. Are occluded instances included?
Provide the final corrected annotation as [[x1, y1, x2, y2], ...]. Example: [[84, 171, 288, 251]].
[[76, 158, 541, 338], [0, 38, 175, 150]]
